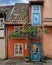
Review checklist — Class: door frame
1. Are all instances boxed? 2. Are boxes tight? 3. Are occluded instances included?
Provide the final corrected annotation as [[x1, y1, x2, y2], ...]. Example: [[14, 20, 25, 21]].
[[30, 42, 42, 61]]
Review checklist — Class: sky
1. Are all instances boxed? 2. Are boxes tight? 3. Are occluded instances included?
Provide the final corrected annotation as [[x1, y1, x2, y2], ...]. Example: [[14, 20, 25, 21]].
[[0, 0, 29, 6]]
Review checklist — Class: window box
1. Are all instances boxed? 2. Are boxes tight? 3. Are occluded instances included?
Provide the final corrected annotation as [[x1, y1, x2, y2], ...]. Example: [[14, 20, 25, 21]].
[[28, 35, 40, 40]]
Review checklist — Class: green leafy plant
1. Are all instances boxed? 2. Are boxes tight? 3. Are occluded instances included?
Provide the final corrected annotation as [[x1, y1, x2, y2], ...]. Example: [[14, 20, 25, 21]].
[[10, 21, 48, 39], [10, 28, 24, 39], [43, 28, 48, 33], [25, 56, 30, 62], [23, 21, 40, 37], [40, 56, 49, 63]]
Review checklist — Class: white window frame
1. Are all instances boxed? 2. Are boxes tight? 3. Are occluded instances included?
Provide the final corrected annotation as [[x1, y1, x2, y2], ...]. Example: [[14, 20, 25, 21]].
[[14, 43, 24, 56]]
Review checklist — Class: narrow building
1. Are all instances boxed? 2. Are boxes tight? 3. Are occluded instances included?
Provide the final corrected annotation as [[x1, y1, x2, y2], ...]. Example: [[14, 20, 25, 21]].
[[0, 0, 52, 61]]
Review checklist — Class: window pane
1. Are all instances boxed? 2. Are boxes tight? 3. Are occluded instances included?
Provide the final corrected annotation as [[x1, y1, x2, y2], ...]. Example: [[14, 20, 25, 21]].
[[19, 45, 22, 54], [0, 30, 4, 37], [32, 5, 40, 13], [32, 44, 38, 54], [33, 13, 41, 25], [15, 45, 18, 54], [33, 6, 39, 10], [0, 18, 4, 28]]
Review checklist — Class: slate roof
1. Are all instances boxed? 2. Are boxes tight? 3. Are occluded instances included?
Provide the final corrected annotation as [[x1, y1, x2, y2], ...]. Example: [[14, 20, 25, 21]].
[[9, 3, 29, 21], [0, 5, 14, 20], [0, 3, 29, 22]]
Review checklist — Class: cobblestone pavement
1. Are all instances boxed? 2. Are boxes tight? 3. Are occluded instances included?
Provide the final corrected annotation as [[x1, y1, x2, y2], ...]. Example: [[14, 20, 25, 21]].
[[0, 59, 52, 65]]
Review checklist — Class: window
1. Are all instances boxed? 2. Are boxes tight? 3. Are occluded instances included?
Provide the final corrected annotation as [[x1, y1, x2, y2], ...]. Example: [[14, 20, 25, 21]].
[[0, 30, 4, 37], [33, 28, 40, 36], [19, 45, 22, 54], [33, 5, 39, 10], [32, 44, 39, 54], [32, 5, 41, 26], [15, 45, 18, 54], [14, 43, 23, 56], [14, 26, 22, 32], [0, 18, 4, 28], [14, 26, 17, 32]]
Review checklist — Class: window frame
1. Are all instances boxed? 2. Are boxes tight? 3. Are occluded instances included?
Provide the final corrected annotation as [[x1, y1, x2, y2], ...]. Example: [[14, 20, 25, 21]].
[[14, 43, 24, 56], [32, 5, 42, 26]]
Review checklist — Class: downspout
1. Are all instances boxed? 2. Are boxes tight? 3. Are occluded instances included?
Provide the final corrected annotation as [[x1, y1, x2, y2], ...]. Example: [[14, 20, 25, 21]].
[[5, 25, 8, 59]]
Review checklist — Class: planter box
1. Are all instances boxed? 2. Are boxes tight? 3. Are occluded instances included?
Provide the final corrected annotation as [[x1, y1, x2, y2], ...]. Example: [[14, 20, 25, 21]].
[[25, 58, 30, 62], [28, 35, 40, 40]]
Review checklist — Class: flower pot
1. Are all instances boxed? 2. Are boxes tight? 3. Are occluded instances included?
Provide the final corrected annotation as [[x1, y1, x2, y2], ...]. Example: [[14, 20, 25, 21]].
[[24, 56, 30, 62]]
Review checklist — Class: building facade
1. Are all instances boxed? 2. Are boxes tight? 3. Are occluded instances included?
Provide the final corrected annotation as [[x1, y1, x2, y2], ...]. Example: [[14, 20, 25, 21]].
[[0, 0, 52, 61], [0, 17, 6, 59], [0, 6, 13, 59]]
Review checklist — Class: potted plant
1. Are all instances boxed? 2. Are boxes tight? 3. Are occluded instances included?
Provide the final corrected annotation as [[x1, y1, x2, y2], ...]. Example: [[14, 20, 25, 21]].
[[40, 56, 49, 63], [24, 56, 30, 62], [23, 21, 41, 39]]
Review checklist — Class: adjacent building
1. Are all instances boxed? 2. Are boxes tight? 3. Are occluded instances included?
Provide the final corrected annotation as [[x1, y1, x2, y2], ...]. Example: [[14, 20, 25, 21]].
[[0, 6, 13, 59]]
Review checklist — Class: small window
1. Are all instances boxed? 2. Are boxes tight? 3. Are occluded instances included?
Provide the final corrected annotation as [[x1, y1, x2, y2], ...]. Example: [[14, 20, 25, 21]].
[[0, 18, 4, 28], [33, 6, 39, 10], [0, 30, 4, 37], [32, 44, 39, 54], [33, 28, 40, 36], [14, 26, 22, 32], [32, 5, 40, 12], [14, 26, 17, 32]]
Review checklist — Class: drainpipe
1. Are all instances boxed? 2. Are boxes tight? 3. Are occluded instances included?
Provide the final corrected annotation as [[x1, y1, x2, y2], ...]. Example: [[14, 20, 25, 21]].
[[5, 25, 8, 59]]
